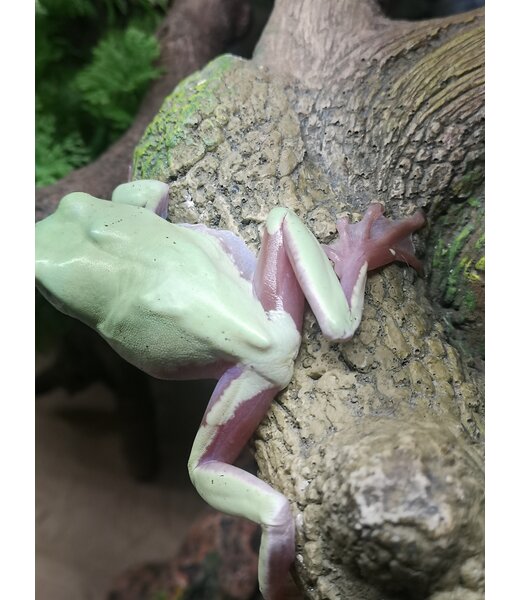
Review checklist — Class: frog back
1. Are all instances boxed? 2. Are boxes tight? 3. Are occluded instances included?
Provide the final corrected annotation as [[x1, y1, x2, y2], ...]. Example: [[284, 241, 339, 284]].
[[93, 202, 273, 376]]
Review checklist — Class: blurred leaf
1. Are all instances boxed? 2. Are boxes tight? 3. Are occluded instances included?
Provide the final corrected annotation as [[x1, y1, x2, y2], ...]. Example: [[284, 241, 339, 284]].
[[36, 101, 92, 187], [37, 0, 97, 18], [35, 0, 167, 186], [74, 26, 162, 133]]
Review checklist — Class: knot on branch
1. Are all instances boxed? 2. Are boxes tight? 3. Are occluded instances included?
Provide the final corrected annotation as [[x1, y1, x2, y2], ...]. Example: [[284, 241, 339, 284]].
[[318, 419, 484, 598]]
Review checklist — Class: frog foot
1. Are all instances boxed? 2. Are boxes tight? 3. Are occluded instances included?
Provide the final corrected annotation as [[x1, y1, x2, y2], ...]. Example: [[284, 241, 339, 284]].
[[324, 203, 426, 304]]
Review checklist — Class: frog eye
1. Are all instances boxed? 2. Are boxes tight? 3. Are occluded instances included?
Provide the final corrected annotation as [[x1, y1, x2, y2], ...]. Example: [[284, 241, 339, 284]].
[[59, 192, 97, 217], [112, 179, 170, 218]]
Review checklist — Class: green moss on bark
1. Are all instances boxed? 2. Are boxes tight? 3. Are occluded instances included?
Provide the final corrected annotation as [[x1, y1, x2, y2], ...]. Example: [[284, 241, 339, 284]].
[[133, 54, 238, 181], [428, 194, 484, 362]]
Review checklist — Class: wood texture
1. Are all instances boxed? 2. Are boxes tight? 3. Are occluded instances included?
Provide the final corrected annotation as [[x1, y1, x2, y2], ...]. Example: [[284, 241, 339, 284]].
[[251, 2, 484, 598]]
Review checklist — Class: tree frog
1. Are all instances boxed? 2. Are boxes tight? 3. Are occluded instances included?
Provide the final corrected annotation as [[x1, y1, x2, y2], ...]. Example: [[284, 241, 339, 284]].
[[35, 180, 425, 599]]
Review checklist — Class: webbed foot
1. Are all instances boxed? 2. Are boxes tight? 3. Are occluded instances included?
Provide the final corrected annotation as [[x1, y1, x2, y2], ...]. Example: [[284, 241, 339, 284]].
[[324, 204, 426, 303]]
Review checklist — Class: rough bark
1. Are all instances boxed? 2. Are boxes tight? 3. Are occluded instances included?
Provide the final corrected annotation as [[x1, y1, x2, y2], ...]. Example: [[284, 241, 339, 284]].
[[35, 0, 252, 221], [252, 3, 485, 599], [254, 0, 485, 365], [131, 2, 484, 599]]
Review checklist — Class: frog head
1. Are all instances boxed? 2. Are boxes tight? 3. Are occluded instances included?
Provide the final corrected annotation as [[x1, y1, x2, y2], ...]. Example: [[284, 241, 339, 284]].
[[35, 192, 124, 327]]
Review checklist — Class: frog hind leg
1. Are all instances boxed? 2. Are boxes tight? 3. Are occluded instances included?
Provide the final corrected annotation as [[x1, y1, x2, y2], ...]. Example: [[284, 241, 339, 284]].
[[188, 365, 295, 600], [180, 224, 257, 281], [258, 207, 366, 342]]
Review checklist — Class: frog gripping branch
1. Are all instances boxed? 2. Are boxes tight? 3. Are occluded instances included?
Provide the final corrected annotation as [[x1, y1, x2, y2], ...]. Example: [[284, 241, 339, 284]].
[[35, 180, 425, 599]]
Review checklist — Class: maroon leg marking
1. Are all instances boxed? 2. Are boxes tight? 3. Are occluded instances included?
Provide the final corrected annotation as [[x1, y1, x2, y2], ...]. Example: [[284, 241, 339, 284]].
[[197, 366, 281, 465], [189, 366, 295, 600], [253, 224, 305, 333]]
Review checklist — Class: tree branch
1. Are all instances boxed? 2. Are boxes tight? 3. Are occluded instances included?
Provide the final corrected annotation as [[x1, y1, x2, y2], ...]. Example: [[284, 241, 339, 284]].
[[254, 1, 485, 362]]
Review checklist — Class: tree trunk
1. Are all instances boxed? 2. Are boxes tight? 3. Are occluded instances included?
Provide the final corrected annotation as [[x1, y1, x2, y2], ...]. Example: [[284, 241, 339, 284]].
[[254, 0, 484, 366], [251, 3, 484, 598], [131, 1, 484, 598]]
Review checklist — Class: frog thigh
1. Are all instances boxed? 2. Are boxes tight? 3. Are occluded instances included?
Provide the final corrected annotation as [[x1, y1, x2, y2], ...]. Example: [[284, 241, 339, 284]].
[[180, 223, 256, 281]]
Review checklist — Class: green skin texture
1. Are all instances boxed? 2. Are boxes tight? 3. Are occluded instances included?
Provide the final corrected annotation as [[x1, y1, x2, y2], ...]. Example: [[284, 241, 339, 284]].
[[35, 180, 375, 600]]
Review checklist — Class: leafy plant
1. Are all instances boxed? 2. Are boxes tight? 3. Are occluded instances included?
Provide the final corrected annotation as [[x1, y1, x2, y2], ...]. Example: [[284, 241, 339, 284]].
[[35, 0, 168, 187], [36, 102, 91, 186], [75, 26, 162, 134]]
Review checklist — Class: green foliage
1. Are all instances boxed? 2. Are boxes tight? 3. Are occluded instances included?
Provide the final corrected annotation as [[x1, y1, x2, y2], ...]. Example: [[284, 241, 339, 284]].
[[36, 101, 91, 186], [36, 0, 97, 18], [36, 0, 168, 187], [75, 26, 162, 133]]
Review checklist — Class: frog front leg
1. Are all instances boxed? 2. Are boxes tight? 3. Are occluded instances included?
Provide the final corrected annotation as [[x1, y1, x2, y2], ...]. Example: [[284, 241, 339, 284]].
[[112, 179, 170, 218]]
